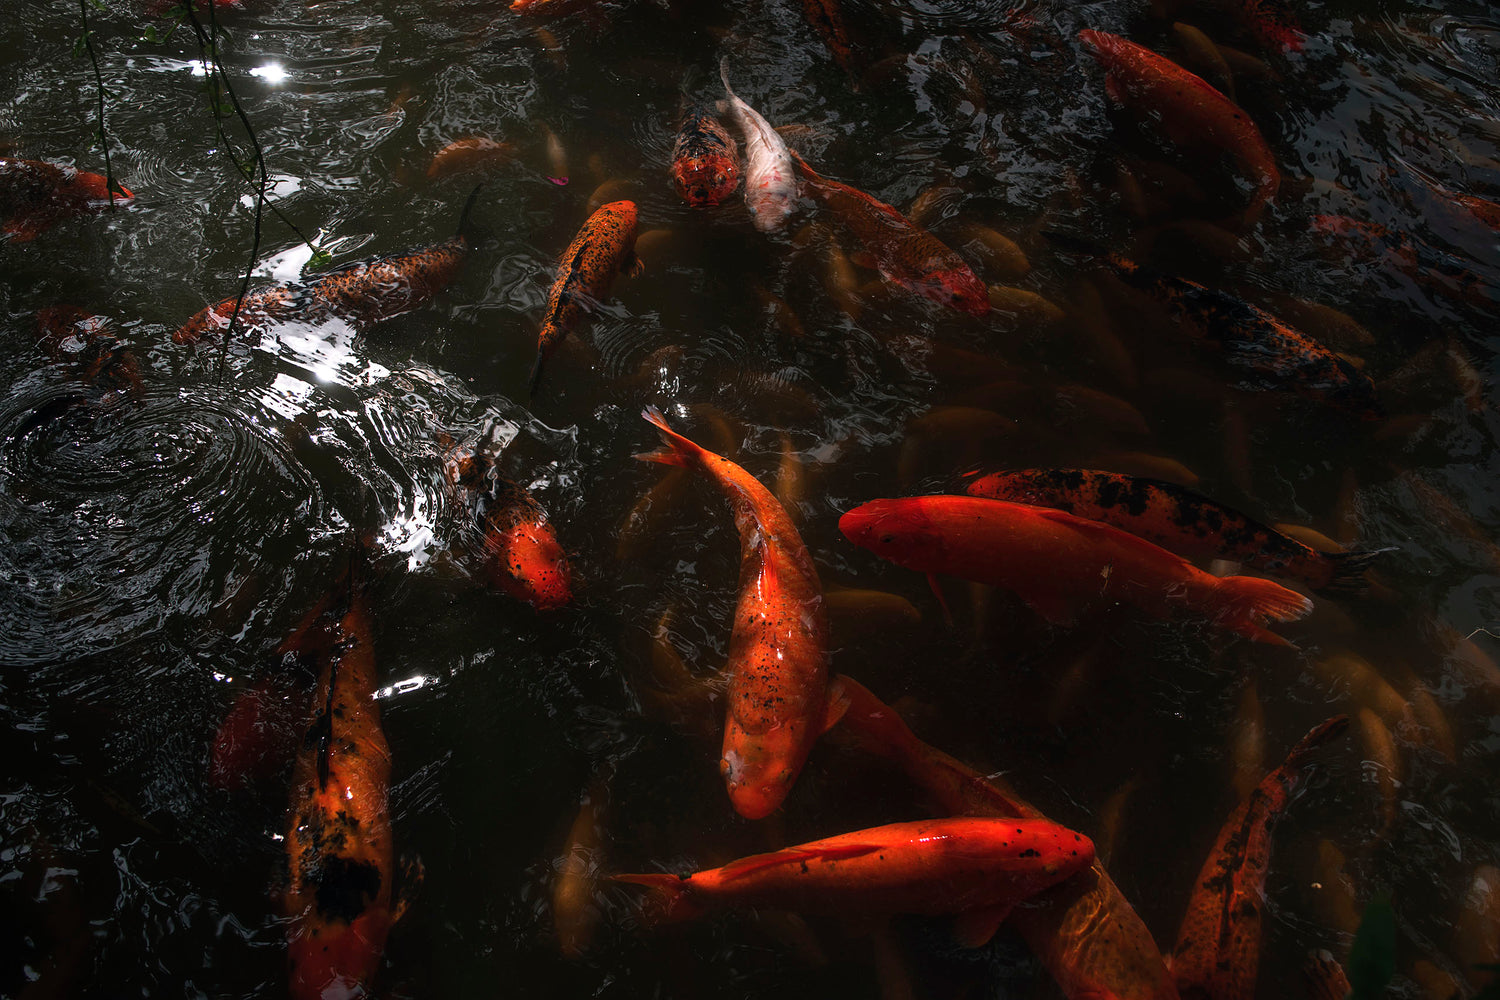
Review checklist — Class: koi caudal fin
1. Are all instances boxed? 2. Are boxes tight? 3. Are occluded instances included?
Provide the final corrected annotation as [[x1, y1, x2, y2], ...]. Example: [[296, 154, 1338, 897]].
[[1211, 575, 1313, 646], [610, 873, 705, 923], [635, 406, 709, 468]]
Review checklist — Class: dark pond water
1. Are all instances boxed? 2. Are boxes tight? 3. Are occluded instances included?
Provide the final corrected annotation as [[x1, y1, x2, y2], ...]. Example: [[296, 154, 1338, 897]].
[[2, 0, 1499, 996]]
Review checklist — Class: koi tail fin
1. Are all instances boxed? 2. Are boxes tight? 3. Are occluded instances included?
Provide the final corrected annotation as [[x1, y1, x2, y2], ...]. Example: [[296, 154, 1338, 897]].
[[1316, 547, 1393, 596], [457, 184, 483, 241], [610, 873, 704, 924], [1210, 575, 1312, 646], [719, 57, 737, 101], [634, 406, 707, 468]]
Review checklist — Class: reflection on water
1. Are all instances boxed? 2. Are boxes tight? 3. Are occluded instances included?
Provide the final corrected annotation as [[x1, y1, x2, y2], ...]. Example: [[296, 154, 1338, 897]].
[[2, 0, 1500, 997]]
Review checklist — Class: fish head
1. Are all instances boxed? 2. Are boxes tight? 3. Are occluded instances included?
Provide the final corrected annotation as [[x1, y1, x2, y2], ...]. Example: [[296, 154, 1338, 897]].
[[66, 170, 133, 204], [597, 199, 639, 231], [672, 155, 741, 208], [931, 268, 991, 317], [485, 516, 573, 611], [720, 717, 806, 820], [839, 499, 945, 571]]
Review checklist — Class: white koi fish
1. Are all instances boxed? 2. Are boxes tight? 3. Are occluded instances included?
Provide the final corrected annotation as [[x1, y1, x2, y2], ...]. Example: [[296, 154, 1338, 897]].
[[720, 60, 797, 233]]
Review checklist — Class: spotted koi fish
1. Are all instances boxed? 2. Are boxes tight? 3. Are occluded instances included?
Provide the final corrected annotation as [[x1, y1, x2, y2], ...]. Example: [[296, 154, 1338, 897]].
[[2, 158, 132, 243], [1312, 214, 1498, 308], [790, 151, 990, 317], [282, 560, 394, 1000], [530, 199, 638, 395], [670, 106, 740, 208], [1078, 30, 1278, 227], [841, 495, 1313, 645], [1105, 256, 1381, 419], [444, 441, 572, 611], [614, 816, 1094, 942], [835, 674, 1181, 998], [964, 469, 1382, 594], [637, 407, 847, 820], [801, 0, 857, 77], [1171, 716, 1349, 1000], [174, 188, 479, 345], [34, 306, 145, 403]]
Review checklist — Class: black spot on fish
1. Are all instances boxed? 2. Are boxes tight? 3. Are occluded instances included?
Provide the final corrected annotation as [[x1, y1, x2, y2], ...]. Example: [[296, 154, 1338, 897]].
[[313, 855, 382, 924]]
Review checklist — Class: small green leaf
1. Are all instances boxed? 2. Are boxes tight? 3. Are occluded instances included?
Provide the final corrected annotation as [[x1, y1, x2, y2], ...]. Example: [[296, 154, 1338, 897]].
[[306, 250, 332, 271], [1347, 895, 1397, 1000], [142, 24, 160, 42], [88, 0, 108, 11], [72, 32, 91, 58]]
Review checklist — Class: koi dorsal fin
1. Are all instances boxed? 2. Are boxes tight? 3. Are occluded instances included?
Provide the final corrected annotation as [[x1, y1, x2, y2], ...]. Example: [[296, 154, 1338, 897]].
[[716, 842, 882, 883]]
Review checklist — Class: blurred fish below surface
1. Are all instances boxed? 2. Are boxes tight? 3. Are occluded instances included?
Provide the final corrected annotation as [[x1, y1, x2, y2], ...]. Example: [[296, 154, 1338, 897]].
[[1, 0, 1498, 998]]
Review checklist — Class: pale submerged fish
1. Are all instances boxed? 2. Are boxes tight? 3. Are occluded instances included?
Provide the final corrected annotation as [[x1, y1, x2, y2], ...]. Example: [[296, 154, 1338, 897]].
[[720, 60, 797, 232]]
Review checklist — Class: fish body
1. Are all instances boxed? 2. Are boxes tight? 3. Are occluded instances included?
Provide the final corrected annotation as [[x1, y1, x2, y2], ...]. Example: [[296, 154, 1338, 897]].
[[446, 443, 572, 611], [670, 106, 740, 208], [208, 677, 301, 792], [1, 158, 132, 242], [964, 469, 1380, 593], [1108, 258, 1380, 418], [839, 495, 1312, 645], [1171, 717, 1349, 1000], [614, 817, 1094, 935], [33, 306, 145, 402], [837, 675, 1181, 1000], [1077, 30, 1278, 226], [720, 61, 797, 231], [790, 152, 990, 317], [531, 199, 638, 394], [637, 407, 843, 820], [801, 0, 857, 76], [282, 574, 394, 1000]]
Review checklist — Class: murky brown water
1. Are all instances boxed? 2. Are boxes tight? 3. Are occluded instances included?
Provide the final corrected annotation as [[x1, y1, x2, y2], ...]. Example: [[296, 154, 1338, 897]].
[[2, 0, 1499, 997]]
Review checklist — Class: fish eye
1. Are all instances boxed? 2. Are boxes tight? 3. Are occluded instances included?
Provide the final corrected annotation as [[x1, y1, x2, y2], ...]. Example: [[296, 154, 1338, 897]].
[[880, 534, 896, 544]]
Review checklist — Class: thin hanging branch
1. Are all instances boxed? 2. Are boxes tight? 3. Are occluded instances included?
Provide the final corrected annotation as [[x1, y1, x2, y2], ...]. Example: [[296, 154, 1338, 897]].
[[76, 0, 124, 205]]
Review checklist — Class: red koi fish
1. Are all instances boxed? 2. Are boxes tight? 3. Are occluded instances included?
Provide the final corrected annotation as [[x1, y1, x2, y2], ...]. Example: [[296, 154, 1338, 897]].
[[444, 442, 572, 611], [670, 106, 740, 208], [1105, 256, 1380, 418], [2, 158, 132, 243], [174, 189, 479, 345], [614, 817, 1094, 943], [637, 407, 847, 820], [790, 151, 990, 317], [282, 563, 394, 1000], [840, 495, 1313, 645], [965, 469, 1382, 594], [801, 0, 858, 77], [1078, 30, 1278, 227], [836, 675, 1180, 998], [34, 306, 145, 403], [1171, 716, 1349, 1000], [1232, 0, 1305, 52], [531, 199, 638, 395], [207, 676, 302, 792]]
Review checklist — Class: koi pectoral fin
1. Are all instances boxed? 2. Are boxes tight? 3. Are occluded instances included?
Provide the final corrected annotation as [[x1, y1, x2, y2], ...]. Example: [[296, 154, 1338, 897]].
[[622, 249, 644, 278], [952, 902, 1013, 948], [926, 573, 955, 627], [819, 676, 852, 734]]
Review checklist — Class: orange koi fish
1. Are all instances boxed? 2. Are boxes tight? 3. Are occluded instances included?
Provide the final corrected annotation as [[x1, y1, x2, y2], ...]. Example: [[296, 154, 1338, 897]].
[[1104, 256, 1380, 418], [530, 199, 638, 395], [1171, 716, 1349, 1000], [174, 189, 479, 345], [965, 469, 1382, 594], [444, 441, 572, 611], [614, 817, 1094, 943], [282, 561, 394, 1000], [2, 158, 132, 242], [637, 407, 847, 820], [840, 495, 1312, 645], [34, 306, 145, 403], [670, 106, 740, 208], [836, 675, 1180, 999], [790, 151, 990, 317], [1078, 30, 1278, 227]]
